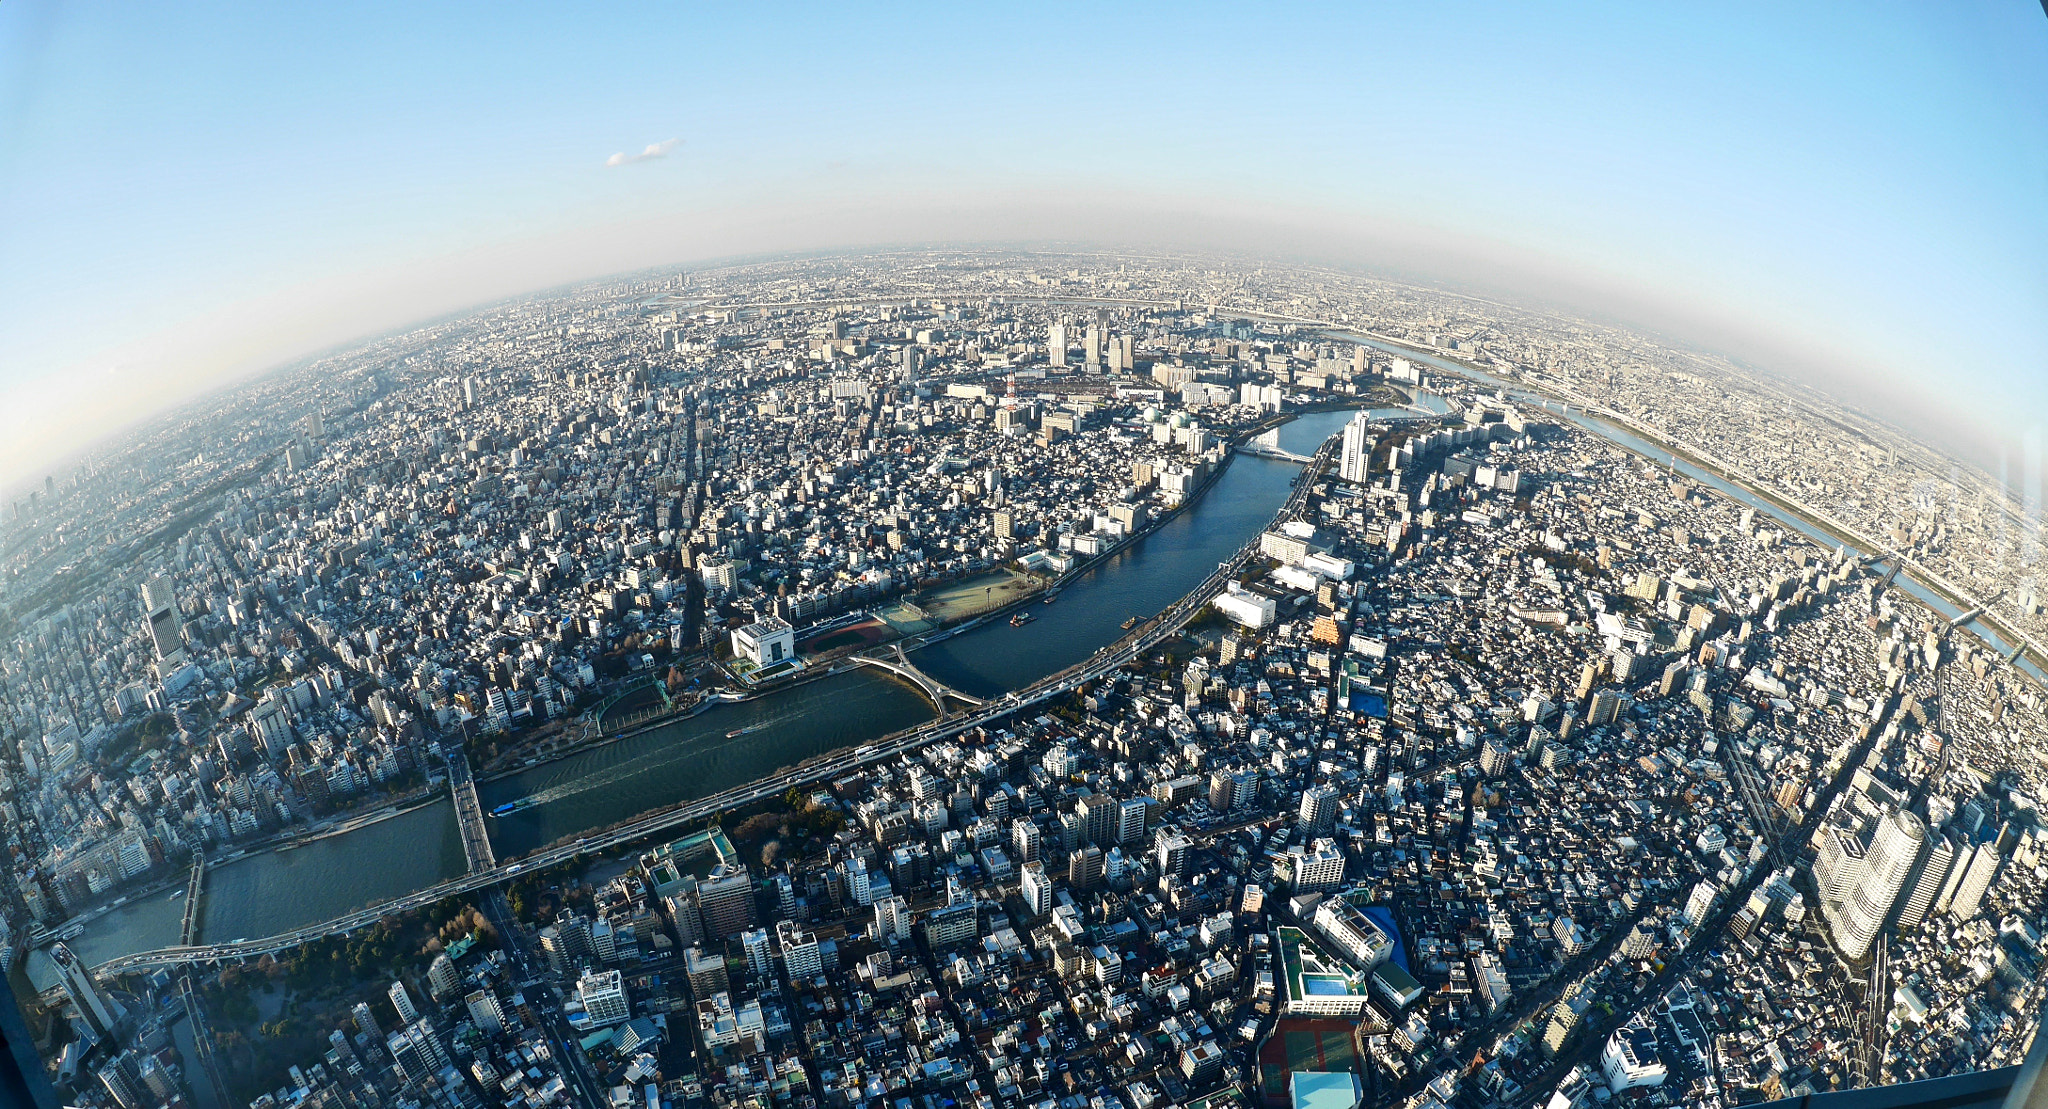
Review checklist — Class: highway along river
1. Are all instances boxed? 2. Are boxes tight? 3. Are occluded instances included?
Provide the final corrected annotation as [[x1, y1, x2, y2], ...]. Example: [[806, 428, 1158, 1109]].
[[1334, 332, 2048, 688], [41, 407, 1371, 982]]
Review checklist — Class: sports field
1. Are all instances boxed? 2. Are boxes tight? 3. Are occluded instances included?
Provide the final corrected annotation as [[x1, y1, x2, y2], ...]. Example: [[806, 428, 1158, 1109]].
[[915, 568, 1041, 621]]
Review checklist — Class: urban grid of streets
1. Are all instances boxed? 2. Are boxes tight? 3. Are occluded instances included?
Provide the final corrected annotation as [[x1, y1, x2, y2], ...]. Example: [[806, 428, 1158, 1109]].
[[3, 250, 2048, 1109]]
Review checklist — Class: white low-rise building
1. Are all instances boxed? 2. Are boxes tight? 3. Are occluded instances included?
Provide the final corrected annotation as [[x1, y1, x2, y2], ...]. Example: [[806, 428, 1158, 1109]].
[[730, 616, 796, 668]]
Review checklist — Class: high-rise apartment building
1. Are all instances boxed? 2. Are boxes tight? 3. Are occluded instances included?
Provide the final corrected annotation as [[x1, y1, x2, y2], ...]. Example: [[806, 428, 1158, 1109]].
[[1339, 413, 1374, 484], [1020, 861, 1053, 916], [1947, 841, 2004, 921], [1297, 784, 1340, 835], [389, 980, 419, 1024], [1896, 832, 1956, 931], [1827, 808, 1926, 959]]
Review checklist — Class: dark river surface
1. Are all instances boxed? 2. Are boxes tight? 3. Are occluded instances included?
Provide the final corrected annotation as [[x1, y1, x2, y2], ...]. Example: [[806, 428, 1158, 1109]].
[[41, 407, 1369, 984]]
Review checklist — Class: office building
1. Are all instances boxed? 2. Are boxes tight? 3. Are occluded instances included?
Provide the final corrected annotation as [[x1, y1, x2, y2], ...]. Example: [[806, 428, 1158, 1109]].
[[1154, 826, 1192, 878], [730, 615, 795, 669], [1068, 845, 1106, 889], [1602, 1018, 1668, 1091], [697, 864, 755, 938], [50, 942, 125, 1041], [141, 573, 185, 666], [579, 968, 630, 1026]]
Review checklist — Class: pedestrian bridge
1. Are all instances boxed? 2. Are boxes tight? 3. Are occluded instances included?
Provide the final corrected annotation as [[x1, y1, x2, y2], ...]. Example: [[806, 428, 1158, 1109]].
[[850, 646, 987, 714]]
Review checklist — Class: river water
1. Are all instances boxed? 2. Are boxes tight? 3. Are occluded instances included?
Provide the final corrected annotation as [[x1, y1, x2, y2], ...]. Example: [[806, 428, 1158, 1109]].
[[42, 407, 1368, 983], [65, 360, 2001, 986]]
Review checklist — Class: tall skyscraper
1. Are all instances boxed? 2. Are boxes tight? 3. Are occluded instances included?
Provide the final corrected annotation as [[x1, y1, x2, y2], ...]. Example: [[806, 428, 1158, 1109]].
[[1896, 832, 1956, 931], [50, 942, 125, 1041], [141, 574, 185, 666], [1048, 323, 1068, 367], [1827, 808, 1926, 960], [1947, 841, 2004, 921], [1339, 412, 1373, 484]]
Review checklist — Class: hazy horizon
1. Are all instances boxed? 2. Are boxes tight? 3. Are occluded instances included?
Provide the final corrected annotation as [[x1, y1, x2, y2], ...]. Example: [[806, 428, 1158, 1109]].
[[3, 2, 2043, 495]]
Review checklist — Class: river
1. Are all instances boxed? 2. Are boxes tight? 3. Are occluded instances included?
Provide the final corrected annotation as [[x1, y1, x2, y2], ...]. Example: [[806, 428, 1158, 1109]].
[[40, 406, 1373, 983]]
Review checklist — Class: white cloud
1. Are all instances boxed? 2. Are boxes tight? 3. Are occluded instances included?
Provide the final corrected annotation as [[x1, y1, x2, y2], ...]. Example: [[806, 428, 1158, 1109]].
[[605, 138, 680, 167]]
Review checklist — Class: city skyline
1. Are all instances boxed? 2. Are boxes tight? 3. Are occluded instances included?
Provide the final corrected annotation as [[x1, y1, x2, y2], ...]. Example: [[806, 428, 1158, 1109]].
[[1, 2, 2044, 494], [4, 247, 2047, 1107], [6, 5, 2048, 1105]]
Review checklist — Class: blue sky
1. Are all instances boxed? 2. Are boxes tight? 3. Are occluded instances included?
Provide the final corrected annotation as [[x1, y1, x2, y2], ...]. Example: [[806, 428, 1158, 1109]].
[[1, 2, 2043, 490]]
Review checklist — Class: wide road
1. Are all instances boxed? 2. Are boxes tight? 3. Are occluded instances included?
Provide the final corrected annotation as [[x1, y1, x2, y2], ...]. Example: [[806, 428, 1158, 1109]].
[[93, 437, 1336, 976], [445, 742, 496, 873], [479, 885, 605, 1109]]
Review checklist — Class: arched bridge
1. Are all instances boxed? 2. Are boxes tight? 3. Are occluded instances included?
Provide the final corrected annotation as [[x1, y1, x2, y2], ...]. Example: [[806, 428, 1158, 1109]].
[[849, 646, 986, 714]]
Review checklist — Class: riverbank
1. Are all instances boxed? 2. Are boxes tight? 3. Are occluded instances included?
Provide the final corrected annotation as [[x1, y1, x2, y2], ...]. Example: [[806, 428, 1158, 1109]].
[[44, 419, 1358, 979]]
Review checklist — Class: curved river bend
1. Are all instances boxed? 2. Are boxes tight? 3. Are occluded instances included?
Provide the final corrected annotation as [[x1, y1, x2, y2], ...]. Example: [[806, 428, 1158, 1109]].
[[42, 408, 1368, 982]]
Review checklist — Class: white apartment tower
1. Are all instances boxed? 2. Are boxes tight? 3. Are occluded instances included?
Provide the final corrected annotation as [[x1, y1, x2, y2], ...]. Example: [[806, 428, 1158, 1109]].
[[1895, 832, 1957, 931], [1298, 784, 1340, 836], [1828, 808, 1926, 960], [1020, 860, 1054, 916], [1338, 413, 1373, 484], [389, 980, 419, 1024], [1947, 841, 2004, 921]]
